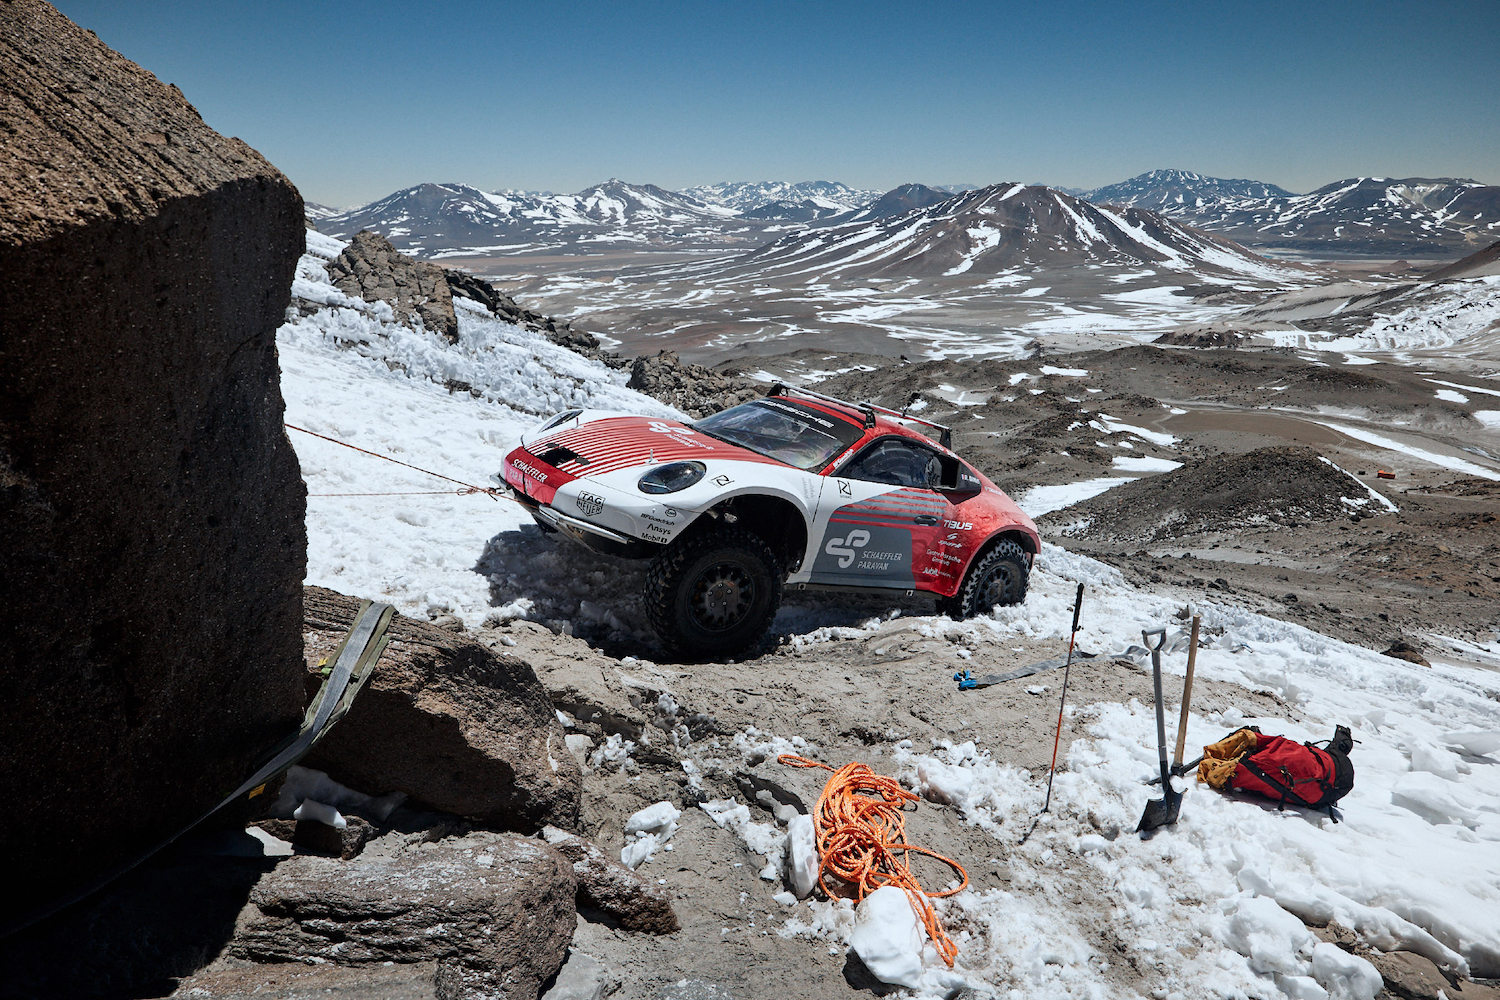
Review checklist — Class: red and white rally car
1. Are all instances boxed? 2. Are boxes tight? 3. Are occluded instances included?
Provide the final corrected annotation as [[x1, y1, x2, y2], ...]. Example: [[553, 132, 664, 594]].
[[499, 385, 1039, 658]]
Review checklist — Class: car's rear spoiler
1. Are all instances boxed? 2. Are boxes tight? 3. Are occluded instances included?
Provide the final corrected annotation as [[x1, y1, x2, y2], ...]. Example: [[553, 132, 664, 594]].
[[768, 383, 952, 450]]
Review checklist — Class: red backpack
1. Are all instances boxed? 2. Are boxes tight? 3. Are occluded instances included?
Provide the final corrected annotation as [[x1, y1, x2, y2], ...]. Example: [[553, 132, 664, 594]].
[[1205, 726, 1356, 817]]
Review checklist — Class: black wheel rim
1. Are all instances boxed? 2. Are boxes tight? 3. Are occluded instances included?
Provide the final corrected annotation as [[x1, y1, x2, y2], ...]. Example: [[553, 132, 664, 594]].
[[690, 560, 755, 632], [978, 562, 1018, 609]]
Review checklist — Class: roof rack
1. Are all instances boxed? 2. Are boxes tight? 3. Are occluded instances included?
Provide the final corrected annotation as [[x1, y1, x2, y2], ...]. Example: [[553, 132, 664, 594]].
[[768, 383, 952, 450]]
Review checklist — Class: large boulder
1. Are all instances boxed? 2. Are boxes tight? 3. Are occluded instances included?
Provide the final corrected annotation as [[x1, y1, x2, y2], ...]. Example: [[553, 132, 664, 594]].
[[326, 229, 459, 342], [231, 835, 575, 1000], [300, 587, 582, 831], [0, 0, 307, 916]]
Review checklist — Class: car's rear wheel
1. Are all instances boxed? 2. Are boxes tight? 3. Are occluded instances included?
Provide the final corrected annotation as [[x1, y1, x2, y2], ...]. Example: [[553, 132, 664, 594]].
[[645, 526, 782, 658], [939, 539, 1029, 619]]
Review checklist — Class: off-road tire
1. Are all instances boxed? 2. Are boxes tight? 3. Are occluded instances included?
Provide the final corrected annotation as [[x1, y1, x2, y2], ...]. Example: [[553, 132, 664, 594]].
[[645, 525, 783, 659], [939, 539, 1029, 619]]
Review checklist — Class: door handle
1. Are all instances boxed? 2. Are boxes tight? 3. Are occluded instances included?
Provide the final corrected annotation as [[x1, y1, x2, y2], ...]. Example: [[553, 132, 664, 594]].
[[913, 515, 939, 525]]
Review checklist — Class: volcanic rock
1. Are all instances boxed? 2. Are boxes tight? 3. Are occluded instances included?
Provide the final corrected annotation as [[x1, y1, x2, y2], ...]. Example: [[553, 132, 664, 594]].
[[232, 834, 575, 1000], [0, 0, 307, 916], [1154, 328, 1249, 348], [542, 826, 680, 933], [300, 587, 582, 831], [1383, 639, 1431, 668], [445, 267, 608, 359], [291, 815, 376, 859], [627, 350, 760, 418], [1040, 446, 1371, 543], [326, 230, 459, 342]]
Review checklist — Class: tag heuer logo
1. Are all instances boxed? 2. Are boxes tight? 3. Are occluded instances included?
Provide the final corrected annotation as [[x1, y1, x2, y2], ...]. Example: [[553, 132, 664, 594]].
[[576, 492, 605, 517]]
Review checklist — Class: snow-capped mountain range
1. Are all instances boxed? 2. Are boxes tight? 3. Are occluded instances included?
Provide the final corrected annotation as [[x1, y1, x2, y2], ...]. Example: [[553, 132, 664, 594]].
[[662, 182, 1294, 282], [312, 171, 1500, 263], [679, 180, 879, 214], [1085, 170, 1500, 256], [318, 179, 750, 257]]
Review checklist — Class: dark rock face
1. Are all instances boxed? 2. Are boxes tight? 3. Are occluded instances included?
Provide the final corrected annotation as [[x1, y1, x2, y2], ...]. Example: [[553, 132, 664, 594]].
[[300, 587, 582, 831], [326, 230, 459, 342], [0, 849, 273, 999], [0, 0, 307, 916], [542, 826, 680, 933], [627, 350, 760, 418], [232, 835, 575, 1000]]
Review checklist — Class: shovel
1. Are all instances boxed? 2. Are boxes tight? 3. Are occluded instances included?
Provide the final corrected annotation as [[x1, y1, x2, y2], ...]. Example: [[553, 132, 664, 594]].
[[1136, 626, 1182, 833]]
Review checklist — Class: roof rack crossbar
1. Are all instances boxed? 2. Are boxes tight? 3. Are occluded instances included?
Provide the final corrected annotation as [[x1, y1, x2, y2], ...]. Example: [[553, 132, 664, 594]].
[[768, 383, 953, 449]]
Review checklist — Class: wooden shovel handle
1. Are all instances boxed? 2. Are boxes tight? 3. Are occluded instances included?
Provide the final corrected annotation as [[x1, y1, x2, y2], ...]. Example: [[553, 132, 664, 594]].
[[1173, 615, 1201, 768]]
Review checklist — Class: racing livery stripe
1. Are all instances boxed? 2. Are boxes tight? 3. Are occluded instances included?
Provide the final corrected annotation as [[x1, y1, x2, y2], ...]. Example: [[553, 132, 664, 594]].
[[828, 517, 917, 530], [845, 499, 949, 513], [530, 417, 785, 476]]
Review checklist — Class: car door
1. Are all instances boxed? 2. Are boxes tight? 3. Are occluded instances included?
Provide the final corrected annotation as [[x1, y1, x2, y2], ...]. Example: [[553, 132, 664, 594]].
[[807, 437, 948, 590]]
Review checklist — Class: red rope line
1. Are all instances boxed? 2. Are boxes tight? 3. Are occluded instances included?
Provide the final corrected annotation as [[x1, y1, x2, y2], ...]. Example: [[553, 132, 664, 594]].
[[285, 423, 505, 502]]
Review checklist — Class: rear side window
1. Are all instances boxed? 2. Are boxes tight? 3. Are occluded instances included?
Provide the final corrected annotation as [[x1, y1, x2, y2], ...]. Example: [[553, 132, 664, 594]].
[[841, 438, 942, 489]]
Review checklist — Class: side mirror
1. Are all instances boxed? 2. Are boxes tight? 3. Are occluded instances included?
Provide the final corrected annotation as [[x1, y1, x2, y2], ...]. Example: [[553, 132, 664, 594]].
[[936, 456, 983, 500]]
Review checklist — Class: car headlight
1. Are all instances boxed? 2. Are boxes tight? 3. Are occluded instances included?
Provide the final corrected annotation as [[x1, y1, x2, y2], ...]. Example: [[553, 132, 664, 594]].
[[535, 409, 582, 434], [638, 461, 706, 495]]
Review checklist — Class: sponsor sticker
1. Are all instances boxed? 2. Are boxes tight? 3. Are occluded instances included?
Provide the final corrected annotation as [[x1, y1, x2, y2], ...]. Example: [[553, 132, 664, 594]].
[[824, 529, 905, 571], [576, 491, 605, 517], [512, 458, 548, 482]]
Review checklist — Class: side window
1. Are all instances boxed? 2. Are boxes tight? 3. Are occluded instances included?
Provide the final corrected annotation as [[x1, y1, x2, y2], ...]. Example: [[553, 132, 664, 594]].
[[842, 438, 942, 489]]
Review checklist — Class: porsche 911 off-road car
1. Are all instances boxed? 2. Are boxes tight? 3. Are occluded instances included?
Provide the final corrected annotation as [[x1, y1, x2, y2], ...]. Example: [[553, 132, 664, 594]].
[[498, 385, 1040, 657]]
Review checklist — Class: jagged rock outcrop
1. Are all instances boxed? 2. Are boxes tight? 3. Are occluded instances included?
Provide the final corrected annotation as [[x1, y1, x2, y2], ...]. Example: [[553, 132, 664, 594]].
[[627, 350, 760, 418], [542, 826, 680, 933], [300, 587, 582, 831], [326, 230, 459, 342], [445, 267, 615, 361], [231, 834, 576, 1000], [0, 0, 307, 917]]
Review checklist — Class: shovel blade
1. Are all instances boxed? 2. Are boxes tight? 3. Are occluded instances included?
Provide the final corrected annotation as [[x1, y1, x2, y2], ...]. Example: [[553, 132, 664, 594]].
[[1136, 787, 1183, 832]]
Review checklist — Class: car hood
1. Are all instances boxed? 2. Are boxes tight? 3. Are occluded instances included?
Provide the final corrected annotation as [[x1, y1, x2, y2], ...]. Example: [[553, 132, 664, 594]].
[[522, 414, 785, 479]]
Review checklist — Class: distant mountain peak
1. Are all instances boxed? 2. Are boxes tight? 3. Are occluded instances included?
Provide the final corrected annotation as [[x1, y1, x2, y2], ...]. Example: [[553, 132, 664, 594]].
[[681, 180, 880, 215], [1083, 171, 1500, 255]]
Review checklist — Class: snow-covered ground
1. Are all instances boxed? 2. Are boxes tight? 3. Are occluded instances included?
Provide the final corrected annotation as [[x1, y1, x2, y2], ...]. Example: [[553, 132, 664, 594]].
[[277, 233, 1500, 999], [279, 232, 677, 626], [764, 547, 1500, 999]]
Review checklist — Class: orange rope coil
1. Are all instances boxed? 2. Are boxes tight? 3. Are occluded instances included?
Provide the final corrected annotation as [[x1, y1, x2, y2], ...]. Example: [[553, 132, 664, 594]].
[[779, 754, 967, 967]]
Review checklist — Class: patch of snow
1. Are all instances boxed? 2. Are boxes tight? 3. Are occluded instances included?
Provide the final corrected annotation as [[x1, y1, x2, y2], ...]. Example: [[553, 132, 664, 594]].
[[1311, 421, 1500, 481], [1017, 477, 1137, 516], [1112, 455, 1183, 473]]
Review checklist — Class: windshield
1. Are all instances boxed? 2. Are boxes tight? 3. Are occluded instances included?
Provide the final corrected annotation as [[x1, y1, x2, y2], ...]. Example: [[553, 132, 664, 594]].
[[694, 398, 864, 471]]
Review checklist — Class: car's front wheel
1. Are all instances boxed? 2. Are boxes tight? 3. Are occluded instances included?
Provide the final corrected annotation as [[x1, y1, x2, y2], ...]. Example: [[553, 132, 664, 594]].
[[939, 539, 1029, 619], [645, 526, 782, 659]]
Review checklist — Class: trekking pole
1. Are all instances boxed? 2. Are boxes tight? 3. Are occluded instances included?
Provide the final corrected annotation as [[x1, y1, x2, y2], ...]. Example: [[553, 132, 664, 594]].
[[1173, 614, 1201, 772], [1042, 582, 1085, 813]]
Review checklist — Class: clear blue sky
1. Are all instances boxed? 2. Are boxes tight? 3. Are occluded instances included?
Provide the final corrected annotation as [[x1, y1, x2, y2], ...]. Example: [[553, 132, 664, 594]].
[[54, 0, 1500, 208]]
